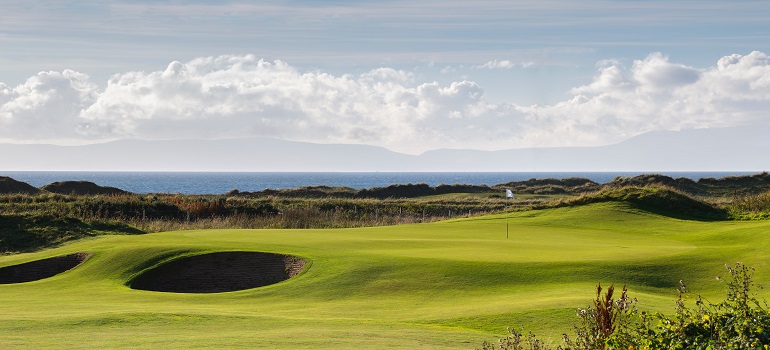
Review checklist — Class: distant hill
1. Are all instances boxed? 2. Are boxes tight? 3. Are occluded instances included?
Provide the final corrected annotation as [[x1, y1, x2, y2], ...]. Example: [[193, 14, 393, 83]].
[[41, 181, 129, 196], [1, 125, 769, 171], [0, 139, 414, 172], [0, 177, 40, 195]]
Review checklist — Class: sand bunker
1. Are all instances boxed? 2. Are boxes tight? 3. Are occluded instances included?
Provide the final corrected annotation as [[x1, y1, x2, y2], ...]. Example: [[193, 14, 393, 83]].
[[129, 251, 306, 293], [0, 252, 90, 284]]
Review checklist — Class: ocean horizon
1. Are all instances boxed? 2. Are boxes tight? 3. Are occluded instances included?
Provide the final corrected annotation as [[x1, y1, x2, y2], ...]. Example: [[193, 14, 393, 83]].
[[1, 171, 761, 195]]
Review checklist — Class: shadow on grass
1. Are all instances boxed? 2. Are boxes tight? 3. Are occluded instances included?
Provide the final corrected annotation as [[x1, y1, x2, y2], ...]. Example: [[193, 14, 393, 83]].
[[0, 213, 143, 253]]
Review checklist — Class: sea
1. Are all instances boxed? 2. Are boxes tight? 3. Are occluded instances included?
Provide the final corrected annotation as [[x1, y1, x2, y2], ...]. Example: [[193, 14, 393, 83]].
[[0, 171, 760, 195]]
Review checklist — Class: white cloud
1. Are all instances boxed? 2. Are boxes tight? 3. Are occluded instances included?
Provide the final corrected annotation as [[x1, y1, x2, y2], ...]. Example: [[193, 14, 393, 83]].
[[440, 66, 457, 75], [0, 70, 98, 143], [475, 60, 516, 69], [75, 56, 498, 152], [525, 51, 770, 145], [2, 52, 770, 153]]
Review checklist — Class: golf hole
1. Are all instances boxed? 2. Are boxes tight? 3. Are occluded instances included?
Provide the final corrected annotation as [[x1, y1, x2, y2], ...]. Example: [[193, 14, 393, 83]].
[[129, 251, 306, 293]]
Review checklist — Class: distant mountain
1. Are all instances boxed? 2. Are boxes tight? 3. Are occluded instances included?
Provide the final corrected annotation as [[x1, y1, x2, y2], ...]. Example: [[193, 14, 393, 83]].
[[419, 125, 770, 171], [1, 125, 769, 171], [0, 139, 415, 172]]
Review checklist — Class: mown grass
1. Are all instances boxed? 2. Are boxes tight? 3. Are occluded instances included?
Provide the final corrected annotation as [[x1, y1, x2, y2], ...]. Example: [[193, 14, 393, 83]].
[[1, 200, 769, 349], [0, 191, 547, 252]]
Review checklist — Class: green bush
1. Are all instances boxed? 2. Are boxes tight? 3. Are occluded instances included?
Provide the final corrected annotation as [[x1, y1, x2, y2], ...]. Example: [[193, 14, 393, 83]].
[[479, 263, 770, 350], [635, 263, 770, 350]]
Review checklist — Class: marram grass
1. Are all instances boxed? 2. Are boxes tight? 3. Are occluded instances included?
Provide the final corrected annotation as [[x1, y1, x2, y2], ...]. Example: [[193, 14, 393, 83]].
[[1, 201, 769, 349]]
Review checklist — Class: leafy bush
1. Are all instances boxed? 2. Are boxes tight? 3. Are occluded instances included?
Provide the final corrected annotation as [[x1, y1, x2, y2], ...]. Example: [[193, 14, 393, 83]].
[[479, 263, 770, 350], [636, 263, 770, 349]]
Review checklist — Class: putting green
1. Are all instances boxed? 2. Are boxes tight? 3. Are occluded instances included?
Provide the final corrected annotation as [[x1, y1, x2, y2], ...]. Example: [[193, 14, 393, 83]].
[[1, 201, 769, 349]]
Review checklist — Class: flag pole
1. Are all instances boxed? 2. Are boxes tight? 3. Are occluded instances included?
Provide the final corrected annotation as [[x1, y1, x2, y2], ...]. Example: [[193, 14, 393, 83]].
[[505, 189, 509, 239], [505, 189, 513, 239]]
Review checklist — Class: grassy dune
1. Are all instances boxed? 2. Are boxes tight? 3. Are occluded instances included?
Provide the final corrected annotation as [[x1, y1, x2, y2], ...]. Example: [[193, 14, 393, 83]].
[[1, 201, 769, 349]]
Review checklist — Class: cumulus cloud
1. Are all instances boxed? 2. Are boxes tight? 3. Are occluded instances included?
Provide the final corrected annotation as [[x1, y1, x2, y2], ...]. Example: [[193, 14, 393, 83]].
[[0, 70, 98, 143], [67, 55, 504, 152], [2, 52, 770, 153], [526, 51, 770, 146]]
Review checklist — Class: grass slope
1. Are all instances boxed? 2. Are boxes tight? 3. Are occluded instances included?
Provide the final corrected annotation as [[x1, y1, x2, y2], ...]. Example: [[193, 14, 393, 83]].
[[0, 213, 141, 253], [1, 202, 769, 349]]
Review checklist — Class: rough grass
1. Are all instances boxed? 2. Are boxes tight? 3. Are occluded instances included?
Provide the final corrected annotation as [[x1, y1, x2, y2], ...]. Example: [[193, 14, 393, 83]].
[[1, 201, 769, 349], [545, 185, 728, 220]]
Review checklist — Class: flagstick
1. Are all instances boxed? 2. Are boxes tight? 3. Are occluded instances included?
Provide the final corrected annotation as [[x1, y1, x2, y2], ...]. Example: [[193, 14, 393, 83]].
[[506, 193, 509, 239]]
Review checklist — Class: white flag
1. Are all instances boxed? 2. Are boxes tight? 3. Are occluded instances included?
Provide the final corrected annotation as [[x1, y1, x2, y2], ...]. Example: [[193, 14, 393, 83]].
[[506, 189, 514, 199]]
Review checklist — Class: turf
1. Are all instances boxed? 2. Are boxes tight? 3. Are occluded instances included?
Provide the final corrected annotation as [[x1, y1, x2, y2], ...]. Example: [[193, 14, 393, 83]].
[[1, 201, 769, 349]]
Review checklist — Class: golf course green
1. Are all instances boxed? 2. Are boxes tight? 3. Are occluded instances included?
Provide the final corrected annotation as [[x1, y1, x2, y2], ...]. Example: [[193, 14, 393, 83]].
[[1, 201, 769, 349]]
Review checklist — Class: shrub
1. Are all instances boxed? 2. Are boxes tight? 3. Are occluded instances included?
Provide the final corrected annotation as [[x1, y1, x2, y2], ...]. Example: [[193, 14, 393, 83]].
[[636, 263, 770, 349], [479, 263, 770, 350]]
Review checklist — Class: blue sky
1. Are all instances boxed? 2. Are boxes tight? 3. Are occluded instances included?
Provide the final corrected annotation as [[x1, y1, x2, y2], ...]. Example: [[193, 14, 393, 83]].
[[2, 0, 770, 154]]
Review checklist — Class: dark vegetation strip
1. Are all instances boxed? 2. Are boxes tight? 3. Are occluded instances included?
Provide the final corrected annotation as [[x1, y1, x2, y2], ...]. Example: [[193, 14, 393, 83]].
[[2, 173, 770, 253]]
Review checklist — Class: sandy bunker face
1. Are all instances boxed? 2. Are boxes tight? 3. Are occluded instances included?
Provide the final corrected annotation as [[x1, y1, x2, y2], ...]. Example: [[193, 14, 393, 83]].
[[129, 251, 306, 293], [0, 252, 90, 284]]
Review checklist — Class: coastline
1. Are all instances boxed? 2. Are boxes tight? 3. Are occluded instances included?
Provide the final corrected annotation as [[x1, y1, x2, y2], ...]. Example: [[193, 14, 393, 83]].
[[0, 171, 761, 195]]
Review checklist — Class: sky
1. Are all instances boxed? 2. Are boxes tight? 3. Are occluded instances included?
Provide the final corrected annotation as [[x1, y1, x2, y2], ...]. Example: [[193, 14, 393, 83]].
[[1, 0, 770, 155]]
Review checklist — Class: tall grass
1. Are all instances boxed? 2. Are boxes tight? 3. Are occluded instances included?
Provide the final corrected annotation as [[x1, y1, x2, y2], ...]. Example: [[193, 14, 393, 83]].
[[8, 184, 767, 252], [0, 192, 535, 239], [729, 190, 770, 219]]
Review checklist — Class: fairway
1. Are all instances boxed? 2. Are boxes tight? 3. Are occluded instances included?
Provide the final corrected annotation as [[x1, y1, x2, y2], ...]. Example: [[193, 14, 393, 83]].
[[2, 202, 770, 349]]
